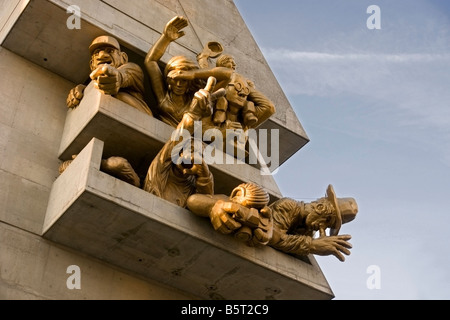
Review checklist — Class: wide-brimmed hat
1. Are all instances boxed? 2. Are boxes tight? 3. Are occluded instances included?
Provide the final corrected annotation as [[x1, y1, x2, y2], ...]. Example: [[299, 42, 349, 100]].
[[89, 36, 121, 54], [326, 184, 358, 236]]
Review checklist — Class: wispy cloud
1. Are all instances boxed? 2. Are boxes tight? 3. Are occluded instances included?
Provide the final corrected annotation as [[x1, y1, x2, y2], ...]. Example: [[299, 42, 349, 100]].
[[263, 48, 450, 164], [265, 50, 450, 63], [263, 48, 450, 97]]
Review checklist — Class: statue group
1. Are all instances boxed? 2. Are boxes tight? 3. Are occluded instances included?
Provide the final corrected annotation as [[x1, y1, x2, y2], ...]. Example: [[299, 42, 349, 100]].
[[61, 16, 358, 262]]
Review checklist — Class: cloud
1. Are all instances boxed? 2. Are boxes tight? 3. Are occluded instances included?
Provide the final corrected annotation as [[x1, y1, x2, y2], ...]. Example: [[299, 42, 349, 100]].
[[263, 48, 450, 99], [262, 48, 450, 165]]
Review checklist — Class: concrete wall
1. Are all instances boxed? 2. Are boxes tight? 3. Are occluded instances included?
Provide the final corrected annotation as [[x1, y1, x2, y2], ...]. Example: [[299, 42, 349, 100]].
[[0, 47, 194, 299]]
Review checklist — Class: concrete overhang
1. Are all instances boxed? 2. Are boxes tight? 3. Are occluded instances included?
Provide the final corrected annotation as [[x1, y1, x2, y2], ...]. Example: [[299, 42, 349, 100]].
[[42, 137, 334, 300]]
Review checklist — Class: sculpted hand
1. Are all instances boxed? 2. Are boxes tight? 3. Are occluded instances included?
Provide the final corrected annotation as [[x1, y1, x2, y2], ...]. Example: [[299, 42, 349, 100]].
[[182, 157, 210, 178], [66, 84, 86, 109], [177, 77, 225, 135], [209, 200, 242, 234], [164, 16, 188, 41], [90, 65, 122, 95], [309, 234, 353, 262]]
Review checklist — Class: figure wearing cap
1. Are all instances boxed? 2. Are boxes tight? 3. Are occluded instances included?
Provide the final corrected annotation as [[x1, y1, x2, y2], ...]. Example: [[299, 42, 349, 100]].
[[144, 16, 233, 128], [66, 35, 153, 116], [187, 183, 358, 262]]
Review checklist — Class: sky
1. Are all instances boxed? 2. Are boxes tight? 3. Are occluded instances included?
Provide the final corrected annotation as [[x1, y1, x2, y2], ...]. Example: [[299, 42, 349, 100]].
[[234, 0, 450, 300]]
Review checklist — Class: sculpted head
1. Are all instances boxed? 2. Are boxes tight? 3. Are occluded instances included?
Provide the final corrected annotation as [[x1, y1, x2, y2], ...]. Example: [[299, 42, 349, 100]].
[[304, 185, 358, 237], [89, 36, 128, 70], [164, 56, 199, 96], [229, 182, 269, 209], [216, 54, 236, 70]]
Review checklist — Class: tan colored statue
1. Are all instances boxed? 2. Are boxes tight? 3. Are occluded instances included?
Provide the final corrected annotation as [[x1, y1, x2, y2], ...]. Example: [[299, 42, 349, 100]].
[[197, 50, 276, 131], [144, 16, 232, 128], [142, 78, 217, 208], [214, 54, 275, 130], [66, 35, 153, 116], [143, 138, 213, 208], [59, 155, 141, 187], [187, 183, 358, 262]]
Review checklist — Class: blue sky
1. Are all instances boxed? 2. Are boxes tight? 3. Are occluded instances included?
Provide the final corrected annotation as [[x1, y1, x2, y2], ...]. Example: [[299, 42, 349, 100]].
[[234, 0, 450, 300]]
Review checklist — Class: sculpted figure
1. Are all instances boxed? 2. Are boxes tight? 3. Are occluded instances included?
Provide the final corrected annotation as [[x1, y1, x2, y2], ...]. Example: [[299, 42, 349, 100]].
[[143, 138, 213, 208], [142, 78, 217, 208], [187, 183, 358, 262], [144, 16, 232, 128], [66, 35, 153, 116], [59, 155, 141, 187], [195, 50, 276, 159], [197, 51, 276, 131]]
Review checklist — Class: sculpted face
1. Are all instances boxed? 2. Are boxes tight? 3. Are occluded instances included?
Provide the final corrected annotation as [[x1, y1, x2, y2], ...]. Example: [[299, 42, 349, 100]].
[[226, 74, 250, 106], [167, 77, 189, 96], [174, 141, 203, 174], [217, 55, 236, 71], [304, 198, 337, 234], [221, 57, 236, 70], [90, 46, 123, 70]]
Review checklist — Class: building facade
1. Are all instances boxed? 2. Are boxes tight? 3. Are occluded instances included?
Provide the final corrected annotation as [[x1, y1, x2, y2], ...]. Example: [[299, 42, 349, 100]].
[[0, 0, 335, 300]]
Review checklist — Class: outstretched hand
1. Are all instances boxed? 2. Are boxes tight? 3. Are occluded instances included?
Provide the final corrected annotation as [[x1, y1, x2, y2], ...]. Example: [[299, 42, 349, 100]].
[[181, 157, 210, 178], [309, 234, 353, 262], [164, 16, 188, 41], [90, 65, 121, 95]]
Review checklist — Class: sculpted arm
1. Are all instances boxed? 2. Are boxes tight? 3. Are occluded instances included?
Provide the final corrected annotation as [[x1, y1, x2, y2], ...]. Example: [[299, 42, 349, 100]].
[[144, 16, 188, 103], [145, 16, 188, 63], [247, 88, 276, 127], [171, 67, 232, 90]]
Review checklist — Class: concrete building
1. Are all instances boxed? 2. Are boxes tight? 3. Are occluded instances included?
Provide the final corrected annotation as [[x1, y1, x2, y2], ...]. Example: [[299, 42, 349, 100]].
[[0, 0, 334, 300]]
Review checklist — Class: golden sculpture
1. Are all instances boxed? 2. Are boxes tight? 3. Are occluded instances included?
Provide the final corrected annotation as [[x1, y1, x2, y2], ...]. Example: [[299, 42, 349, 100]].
[[59, 155, 141, 187], [144, 16, 232, 128], [195, 45, 276, 159], [58, 15, 359, 265], [187, 183, 358, 261], [66, 35, 153, 116], [142, 78, 218, 208], [143, 138, 213, 208], [201, 53, 276, 131]]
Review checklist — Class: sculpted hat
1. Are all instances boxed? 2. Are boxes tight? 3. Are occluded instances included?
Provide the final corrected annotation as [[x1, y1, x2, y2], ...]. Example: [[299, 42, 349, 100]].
[[326, 184, 358, 236], [89, 36, 121, 54]]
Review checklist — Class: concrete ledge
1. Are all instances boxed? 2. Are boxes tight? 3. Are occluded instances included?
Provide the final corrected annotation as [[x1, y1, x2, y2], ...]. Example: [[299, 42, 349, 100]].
[[43, 138, 334, 300], [58, 82, 282, 200]]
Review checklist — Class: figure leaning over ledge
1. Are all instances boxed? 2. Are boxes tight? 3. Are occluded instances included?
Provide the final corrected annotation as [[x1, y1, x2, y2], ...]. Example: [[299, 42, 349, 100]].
[[66, 35, 153, 116], [142, 77, 223, 208], [187, 183, 358, 262]]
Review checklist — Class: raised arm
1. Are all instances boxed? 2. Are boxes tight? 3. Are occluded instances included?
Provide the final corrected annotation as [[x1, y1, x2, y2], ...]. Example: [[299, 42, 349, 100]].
[[145, 16, 188, 63], [145, 16, 189, 104]]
